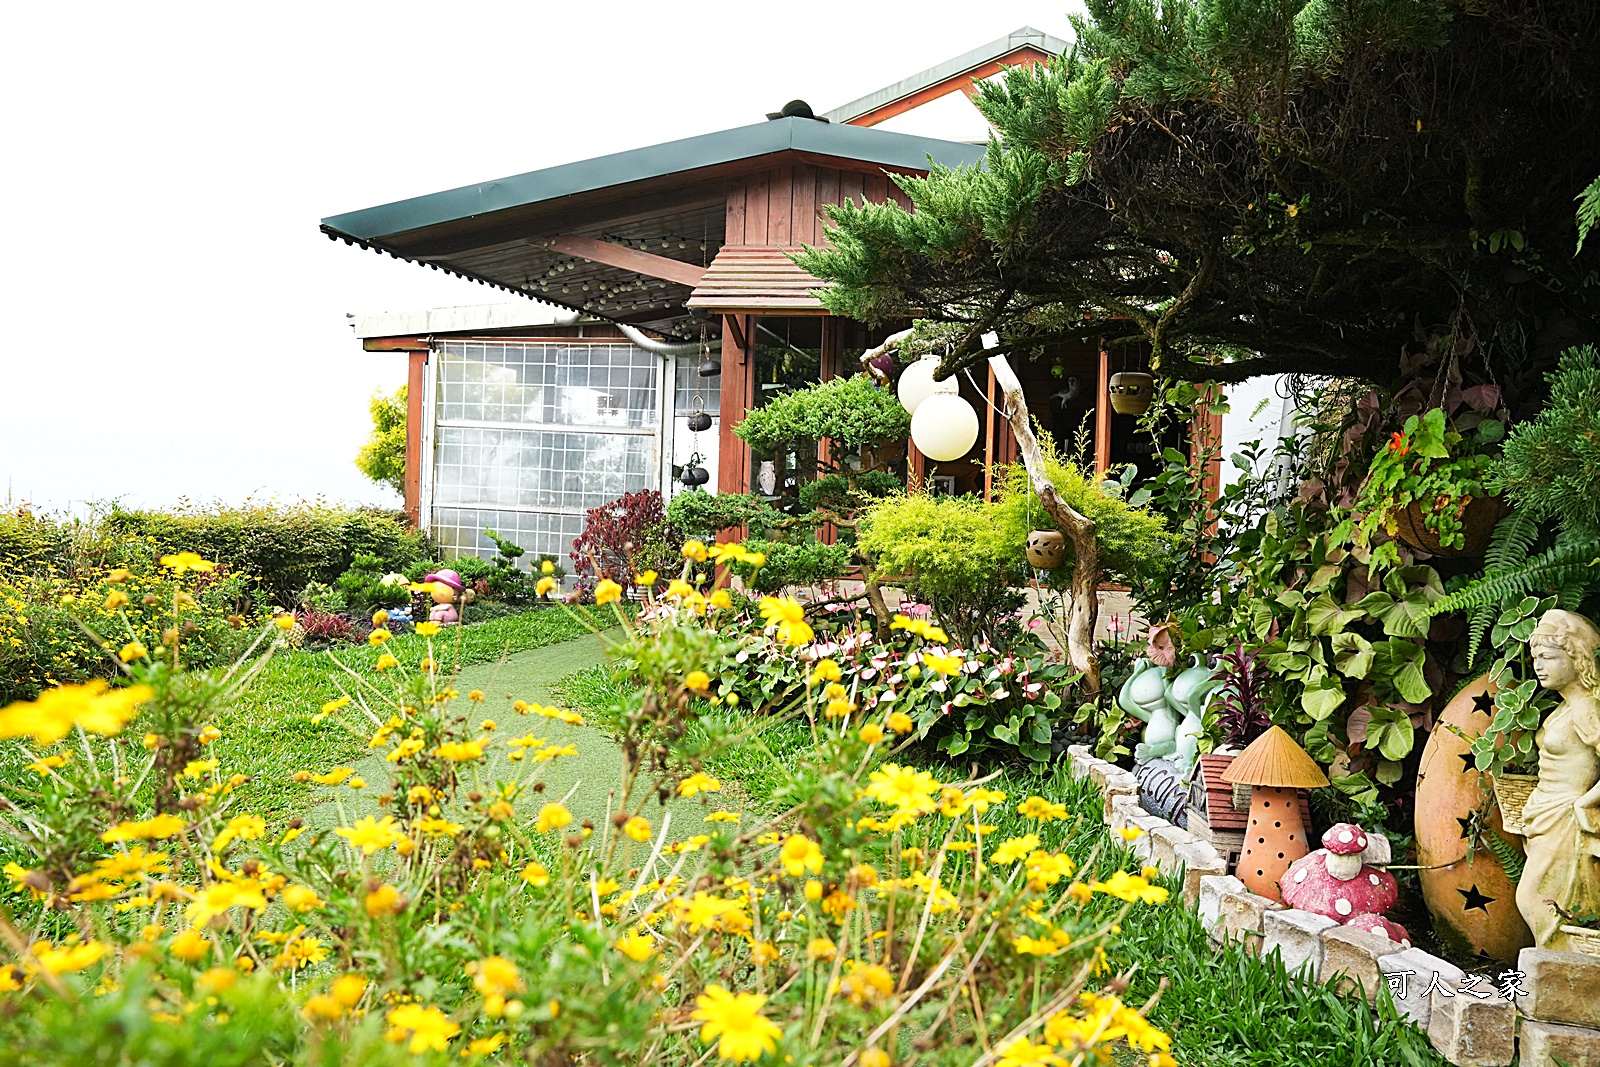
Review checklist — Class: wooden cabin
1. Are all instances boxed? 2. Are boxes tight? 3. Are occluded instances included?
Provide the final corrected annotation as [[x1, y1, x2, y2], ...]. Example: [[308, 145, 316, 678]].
[[325, 27, 1228, 566]]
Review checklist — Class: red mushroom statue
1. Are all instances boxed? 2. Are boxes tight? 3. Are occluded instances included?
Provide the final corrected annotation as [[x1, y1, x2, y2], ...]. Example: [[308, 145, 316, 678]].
[[1280, 823, 1410, 945]]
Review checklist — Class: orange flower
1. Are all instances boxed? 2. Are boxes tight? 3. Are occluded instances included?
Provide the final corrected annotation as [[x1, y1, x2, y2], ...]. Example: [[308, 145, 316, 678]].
[[1387, 431, 1409, 455]]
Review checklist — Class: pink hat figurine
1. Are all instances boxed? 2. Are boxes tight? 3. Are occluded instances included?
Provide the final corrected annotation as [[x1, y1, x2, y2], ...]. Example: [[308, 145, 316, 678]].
[[423, 569, 466, 593]]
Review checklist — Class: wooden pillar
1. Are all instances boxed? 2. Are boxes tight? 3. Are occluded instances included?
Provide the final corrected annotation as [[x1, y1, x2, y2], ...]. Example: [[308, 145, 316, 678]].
[[405, 349, 427, 527], [984, 365, 999, 500], [1190, 384, 1225, 511], [717, 315, 754, 540], [818, 319, 839, 544], [1093, 343, 1112, 476]]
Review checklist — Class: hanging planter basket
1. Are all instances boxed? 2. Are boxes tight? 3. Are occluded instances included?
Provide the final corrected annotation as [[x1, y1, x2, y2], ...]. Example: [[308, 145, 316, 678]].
[[686, 411, 713, 432], [1491, 771, 1538, 836], [1025, 530, 1066, 569], [1393, 496, 1508, 558], [1108, 372, 1154, 416]]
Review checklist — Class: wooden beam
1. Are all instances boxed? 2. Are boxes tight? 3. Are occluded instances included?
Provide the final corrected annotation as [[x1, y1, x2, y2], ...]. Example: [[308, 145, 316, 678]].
[[723, 313, 747, 352], [405, 350, 427, 527], [1094, 344, 1112, 476], [537, 234, 706, 287], [846, 49, 1051, 128], [364, 337, 430, 352]]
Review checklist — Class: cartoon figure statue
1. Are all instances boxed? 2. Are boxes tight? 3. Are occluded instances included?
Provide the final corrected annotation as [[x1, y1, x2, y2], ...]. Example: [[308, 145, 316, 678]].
[[1118, 655, 1218, 779], [1118, 658, 1178, 767], [1515, 609, 1600, 950], [423, 569, 467, 625], [1169, 654, 1222, 779]]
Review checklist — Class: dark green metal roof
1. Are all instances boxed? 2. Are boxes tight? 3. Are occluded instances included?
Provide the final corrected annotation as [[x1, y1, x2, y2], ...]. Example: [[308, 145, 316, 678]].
[[320, 117, 986, 241]]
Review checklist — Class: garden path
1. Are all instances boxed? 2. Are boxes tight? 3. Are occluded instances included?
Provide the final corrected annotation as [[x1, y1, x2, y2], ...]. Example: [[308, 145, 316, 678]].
[[303, 633, 734, 836]]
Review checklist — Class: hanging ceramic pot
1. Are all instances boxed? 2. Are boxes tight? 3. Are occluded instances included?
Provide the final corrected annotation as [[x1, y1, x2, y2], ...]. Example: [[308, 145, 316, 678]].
[[680, 466, 710, 487], [698, 358, 721, 377], [687, 411, 713, 432], [1025, 530, 1066, 569], [1108, 372, 1155, 415]]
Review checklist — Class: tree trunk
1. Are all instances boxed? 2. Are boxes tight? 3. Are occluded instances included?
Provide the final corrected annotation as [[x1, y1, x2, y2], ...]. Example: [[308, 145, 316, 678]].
[[986, 354, 1103, 698]]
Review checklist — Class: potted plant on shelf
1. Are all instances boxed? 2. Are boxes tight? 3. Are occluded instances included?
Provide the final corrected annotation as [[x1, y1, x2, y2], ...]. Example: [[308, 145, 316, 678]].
[[1352, 406, 1507, 557]]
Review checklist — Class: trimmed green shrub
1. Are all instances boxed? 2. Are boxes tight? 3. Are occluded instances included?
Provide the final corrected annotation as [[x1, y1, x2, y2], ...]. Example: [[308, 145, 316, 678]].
[[100, 502, 431, 605], [991, 456, 1171, 583], [740, 538, 856, 593]]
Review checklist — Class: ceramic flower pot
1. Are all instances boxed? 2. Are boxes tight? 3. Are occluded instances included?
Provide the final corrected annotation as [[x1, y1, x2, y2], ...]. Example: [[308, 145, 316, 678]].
[[1108, 372, 1154, 416], [1025, 530, 1066, 569], [1393, 495, 1508, 557], [686, 412, 713, 432]]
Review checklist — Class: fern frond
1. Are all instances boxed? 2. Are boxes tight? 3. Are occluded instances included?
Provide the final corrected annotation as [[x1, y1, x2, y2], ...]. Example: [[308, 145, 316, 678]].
[[1432, 537, 1600, 616], [1461, 511, 1542, 666], [1485, 830, 1525, 884], [1483, 510, 1539, 574], [1579, 175, 1600, 253]]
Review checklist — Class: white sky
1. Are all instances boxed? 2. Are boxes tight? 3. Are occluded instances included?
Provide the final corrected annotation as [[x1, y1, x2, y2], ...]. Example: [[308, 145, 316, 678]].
[[2, 1, 1080, 514]]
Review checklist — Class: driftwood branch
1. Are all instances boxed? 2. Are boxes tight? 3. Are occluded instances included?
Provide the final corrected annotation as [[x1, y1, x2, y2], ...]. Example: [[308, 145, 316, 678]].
[[986, 352, 1103, 696]]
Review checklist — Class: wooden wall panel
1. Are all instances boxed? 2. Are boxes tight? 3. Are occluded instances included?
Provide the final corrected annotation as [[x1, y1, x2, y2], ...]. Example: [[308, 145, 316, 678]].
[[768, 166, 793, 245], [864, 173, 888, 205], [725, 179, 747, 245], [791, 165, 816, 248], [747, 170, 770, 245], [814, 168, 838, 244]]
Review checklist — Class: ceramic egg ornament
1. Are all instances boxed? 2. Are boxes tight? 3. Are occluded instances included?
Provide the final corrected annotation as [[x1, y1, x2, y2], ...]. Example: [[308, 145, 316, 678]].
[[910, 393, 979, 462]]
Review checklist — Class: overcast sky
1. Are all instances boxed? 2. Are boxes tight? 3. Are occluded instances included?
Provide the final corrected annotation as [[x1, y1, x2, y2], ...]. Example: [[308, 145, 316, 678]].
[[2, 1, 1081, 514]]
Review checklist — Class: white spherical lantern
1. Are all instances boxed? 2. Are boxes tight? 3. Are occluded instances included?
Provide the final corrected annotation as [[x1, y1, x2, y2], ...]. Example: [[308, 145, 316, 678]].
[[897, 358, 959, 414], [910, 393, 979, 462]]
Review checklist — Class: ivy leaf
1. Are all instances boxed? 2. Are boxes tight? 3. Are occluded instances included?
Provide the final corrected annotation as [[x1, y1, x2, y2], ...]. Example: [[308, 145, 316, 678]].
[[1375, 757, 1406, 785], [1330, 771, 1378, 805], [1366, 704, 1416, 761], [1370, 640, 1431, 703], [1331, 631, 1375, 679], [1354, 589, 1431, 638], [1301, 676, 1347, 720], [1307, 592, 1363, 635]]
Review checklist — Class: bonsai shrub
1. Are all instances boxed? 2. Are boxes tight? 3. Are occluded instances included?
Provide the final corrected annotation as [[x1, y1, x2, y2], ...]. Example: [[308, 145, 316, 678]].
[[335, 554, 412, 613], [665, 491, 782, 541], [734, 373, 909, 461]]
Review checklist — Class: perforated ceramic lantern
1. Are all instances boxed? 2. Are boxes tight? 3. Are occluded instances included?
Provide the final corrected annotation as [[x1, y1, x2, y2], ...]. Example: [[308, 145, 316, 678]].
[[1025, 530, 1066, 569], [1108, 372, 1155, 415]]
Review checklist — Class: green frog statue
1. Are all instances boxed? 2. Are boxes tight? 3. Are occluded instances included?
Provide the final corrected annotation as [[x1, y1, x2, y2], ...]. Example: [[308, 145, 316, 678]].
[[1117, 654, 1220, 781]]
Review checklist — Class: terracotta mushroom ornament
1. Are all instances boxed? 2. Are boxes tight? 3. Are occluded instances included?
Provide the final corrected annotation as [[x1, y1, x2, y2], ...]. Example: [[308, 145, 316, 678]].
[[1280, 823, 1411, 946], [1220, 726, 1329, 901]]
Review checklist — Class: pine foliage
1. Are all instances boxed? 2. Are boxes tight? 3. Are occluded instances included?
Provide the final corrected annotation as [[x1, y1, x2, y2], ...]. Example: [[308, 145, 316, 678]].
[[1495, 345, 1600, 534], [796, 1, 1600, 385]]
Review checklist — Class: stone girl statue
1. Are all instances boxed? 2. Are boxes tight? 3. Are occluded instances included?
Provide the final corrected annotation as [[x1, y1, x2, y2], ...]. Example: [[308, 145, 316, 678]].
[[1515, 609, 1600, 949]]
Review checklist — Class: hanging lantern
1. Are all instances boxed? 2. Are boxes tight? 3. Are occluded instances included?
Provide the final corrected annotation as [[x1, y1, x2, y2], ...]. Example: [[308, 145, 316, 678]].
[[687, 411, 713, 432], [897, 358, 958, 414], [1025, 530, 1066, 569], [910, 393, 979, 462], [1108, 372, 1155, 415]]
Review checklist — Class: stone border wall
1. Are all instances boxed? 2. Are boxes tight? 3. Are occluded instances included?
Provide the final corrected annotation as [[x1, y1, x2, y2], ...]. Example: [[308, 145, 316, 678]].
[[1065, 746, 1600, 1067]]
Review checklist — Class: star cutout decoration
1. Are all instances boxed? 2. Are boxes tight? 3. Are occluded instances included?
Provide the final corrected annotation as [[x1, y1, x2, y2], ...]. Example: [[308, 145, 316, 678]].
[[1459, 884, 1496, 912], [1457, 816, 1474, 840], [1471, 691, 1497, 716], [1460, 750, 1479, 774]]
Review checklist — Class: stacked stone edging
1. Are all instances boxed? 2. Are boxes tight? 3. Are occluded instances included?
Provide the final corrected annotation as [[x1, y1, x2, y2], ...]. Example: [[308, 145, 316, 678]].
[[1065, 746, 1600, 1067]]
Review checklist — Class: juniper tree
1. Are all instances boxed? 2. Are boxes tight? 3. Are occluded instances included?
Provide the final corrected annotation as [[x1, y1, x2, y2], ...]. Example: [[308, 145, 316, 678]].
[[797, 0, 1600, 395]]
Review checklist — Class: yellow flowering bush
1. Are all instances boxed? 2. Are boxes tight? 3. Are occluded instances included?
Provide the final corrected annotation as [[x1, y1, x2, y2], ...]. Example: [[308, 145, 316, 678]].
[[0, 543, 1172, 1067]]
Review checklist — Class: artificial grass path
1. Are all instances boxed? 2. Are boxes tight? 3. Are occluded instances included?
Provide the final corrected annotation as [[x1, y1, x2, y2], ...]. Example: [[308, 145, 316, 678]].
[[206, 609, 617, 825], [296, 632, 725, 835]]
